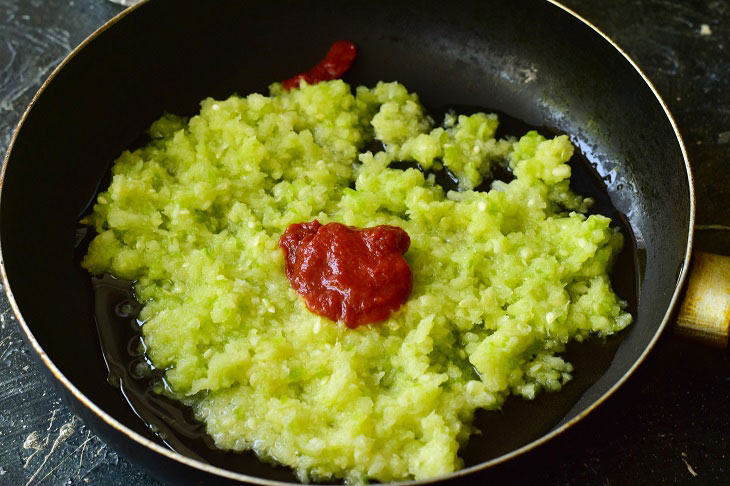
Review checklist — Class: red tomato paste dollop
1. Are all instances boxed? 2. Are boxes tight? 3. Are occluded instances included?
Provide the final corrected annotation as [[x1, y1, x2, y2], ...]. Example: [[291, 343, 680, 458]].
[[279, 221, 412, 328], [282, 40, 357, 90]]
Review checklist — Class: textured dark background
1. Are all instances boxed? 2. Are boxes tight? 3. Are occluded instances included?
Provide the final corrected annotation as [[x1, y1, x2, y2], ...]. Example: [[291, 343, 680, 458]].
[[0, 0, 728, 484]]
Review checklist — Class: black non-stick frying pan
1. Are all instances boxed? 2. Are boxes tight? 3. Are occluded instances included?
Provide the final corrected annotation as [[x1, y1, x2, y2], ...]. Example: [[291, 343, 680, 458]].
[[0, 0, 696, 484]]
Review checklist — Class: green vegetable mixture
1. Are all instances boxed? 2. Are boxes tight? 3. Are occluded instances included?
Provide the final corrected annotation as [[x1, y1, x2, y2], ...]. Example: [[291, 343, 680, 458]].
[[82, 80, 631, 483]]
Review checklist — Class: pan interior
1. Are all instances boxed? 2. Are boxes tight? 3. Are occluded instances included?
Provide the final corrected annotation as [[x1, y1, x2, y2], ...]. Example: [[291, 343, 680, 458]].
[[0, 0, 690, 481]]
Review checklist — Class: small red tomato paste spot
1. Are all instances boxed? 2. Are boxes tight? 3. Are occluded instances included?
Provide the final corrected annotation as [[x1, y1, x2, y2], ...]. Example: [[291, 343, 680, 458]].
[[279, 221, 412, 328], [282, 40, 357, 90]]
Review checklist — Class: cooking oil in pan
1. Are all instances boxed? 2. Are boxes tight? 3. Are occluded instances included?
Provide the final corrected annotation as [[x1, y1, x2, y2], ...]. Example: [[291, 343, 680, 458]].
[[81, 108, 643, 475]]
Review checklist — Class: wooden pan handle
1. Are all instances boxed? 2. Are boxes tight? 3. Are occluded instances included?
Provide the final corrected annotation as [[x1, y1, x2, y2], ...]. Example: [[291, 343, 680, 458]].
[[675, 252, 730, 348]]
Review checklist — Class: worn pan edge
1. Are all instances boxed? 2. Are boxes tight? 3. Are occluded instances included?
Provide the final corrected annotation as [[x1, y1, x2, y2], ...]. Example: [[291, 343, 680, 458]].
[[0, 0, 695, 484]]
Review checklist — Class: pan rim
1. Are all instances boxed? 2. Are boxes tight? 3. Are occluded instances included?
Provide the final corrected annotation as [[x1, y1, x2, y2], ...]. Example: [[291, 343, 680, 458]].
[[0, 0, 695, 484]]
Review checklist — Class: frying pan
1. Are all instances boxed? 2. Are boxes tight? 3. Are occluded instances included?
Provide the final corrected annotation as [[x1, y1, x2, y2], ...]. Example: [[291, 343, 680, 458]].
[[0, 0, 702, 484]]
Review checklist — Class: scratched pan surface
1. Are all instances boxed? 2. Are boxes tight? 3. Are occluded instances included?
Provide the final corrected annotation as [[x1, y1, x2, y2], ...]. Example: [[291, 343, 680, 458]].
[[0, 0, 692, 484]]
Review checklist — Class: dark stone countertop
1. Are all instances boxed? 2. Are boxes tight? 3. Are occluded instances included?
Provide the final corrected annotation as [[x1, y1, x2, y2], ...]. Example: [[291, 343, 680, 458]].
[[0, 0, 728, 484]]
